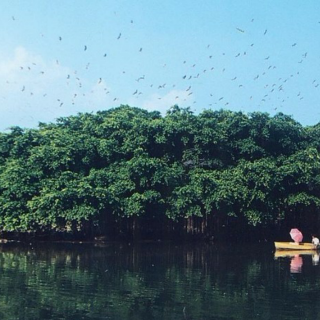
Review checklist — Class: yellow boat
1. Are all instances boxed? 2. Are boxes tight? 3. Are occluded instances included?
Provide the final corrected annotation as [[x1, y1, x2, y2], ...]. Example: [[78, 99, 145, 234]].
[[274, 241, 316, 250]]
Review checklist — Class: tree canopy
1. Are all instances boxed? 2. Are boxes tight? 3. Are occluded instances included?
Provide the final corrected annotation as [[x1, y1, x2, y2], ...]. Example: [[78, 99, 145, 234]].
[[0, 105, 319, 241]]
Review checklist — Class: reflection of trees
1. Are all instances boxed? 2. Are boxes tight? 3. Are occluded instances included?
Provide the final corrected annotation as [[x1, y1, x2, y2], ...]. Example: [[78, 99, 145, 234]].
[[0, 243, 319, 319]]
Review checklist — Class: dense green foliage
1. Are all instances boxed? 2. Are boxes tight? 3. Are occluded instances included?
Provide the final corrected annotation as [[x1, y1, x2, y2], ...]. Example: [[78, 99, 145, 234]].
[[0, 105, 320, 241]]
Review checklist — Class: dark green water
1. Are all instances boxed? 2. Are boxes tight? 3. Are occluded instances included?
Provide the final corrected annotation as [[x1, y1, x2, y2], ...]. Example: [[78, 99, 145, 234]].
[[0, 241, 319, 320]]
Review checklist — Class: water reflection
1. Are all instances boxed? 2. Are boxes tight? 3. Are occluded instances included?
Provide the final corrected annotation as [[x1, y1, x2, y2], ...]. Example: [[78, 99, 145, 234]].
[[274, 249, 320, 273], [290, 255, 303, 273], [0, 242, 319, 320], [312, 253, 319, 266]]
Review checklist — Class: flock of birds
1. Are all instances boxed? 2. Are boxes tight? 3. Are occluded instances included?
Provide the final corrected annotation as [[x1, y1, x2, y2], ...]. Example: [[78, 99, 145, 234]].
[[2, 13, 320, 128]]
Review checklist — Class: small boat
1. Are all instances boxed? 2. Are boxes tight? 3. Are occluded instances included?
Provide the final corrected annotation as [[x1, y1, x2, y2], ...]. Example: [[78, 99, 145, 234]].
[[274, 241, 316, 250]]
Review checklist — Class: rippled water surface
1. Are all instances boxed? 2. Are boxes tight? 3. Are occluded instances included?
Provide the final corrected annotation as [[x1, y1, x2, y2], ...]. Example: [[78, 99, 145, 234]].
[[0, 241, 319, 320]]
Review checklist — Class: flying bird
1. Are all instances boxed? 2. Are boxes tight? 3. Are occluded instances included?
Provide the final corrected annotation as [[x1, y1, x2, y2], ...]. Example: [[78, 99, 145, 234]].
[[136, 75, 145, 82], [236, 27, 244, 33], [84, 45, 87, 51], [117, 33, 122, 39]]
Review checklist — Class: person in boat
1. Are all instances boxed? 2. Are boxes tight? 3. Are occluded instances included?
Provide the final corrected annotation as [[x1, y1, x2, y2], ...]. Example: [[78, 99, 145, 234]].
[[312, 235, 320, 249]]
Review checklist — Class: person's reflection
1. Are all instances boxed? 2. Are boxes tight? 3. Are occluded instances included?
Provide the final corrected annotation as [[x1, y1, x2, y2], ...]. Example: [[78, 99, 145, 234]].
[[312, 253, 319, 266], [290, 255, 303, 273]]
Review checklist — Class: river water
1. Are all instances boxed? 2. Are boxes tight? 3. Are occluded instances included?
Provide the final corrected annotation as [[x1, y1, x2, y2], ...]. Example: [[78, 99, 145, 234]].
[[0, 241, 319, 320]]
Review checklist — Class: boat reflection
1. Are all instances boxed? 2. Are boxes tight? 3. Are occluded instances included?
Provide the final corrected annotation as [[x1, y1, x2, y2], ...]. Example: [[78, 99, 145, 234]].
[[274, 250, 320, 273]]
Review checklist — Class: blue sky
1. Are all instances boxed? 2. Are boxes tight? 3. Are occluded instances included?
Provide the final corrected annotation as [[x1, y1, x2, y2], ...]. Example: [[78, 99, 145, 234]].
[[1, 0, 320, 131]]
